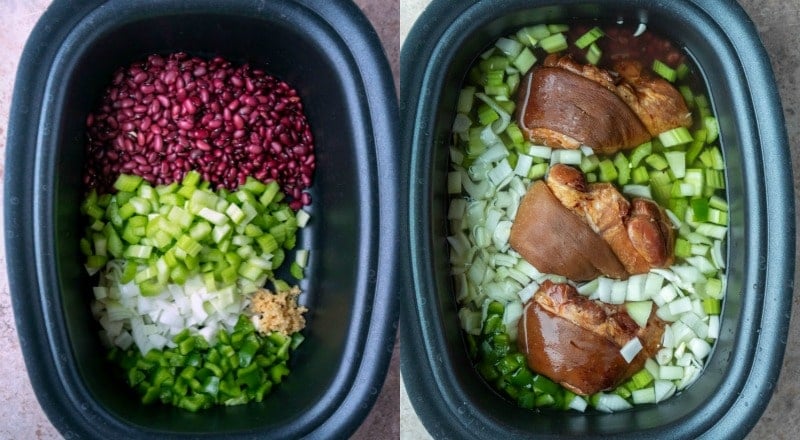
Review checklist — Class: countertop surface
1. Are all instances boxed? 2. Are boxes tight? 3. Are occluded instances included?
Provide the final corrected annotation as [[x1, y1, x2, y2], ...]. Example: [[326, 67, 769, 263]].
[[0, 1, 398, 439], [399, 0, 800, 439]]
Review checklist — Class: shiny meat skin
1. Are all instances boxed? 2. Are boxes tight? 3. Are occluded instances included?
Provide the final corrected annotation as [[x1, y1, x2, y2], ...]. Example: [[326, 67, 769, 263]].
[[545, 164, 675, 275], [518, 281, 665, 395], [614, 60, 693, 136], [509, 180, 627, 281], [543, 53, 618, 92], [517, 65, 651, 154], [627, 199, 676, 267], [516, 55, 692, 154]]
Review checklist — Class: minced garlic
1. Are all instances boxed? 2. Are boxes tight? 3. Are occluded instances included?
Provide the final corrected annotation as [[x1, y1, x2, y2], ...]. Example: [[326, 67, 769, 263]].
[[249, 286, 307, 335]]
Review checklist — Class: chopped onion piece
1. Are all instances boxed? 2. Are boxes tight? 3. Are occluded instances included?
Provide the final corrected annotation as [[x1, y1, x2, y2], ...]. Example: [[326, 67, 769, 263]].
[[678, 364, 701, 390], [622, 185, 652, 199], [569, 395, 588, 412], [659, 365, 684, 380], [620, 337, 643, 363], [661, 325, 675, 348], [594, 277, 613, 301], [595, 393, 633, 413], [528, 145, 552, 159], [513, 154, 533, 177], [626, 301, 653, 328], [707, 315, 720, 339], [459, 308, 483, 335], [654, 380, 676, 403], [625, 274, 648, 301], [577, 278, 599, 296], [517, 281, 539, 304], [656, 347, 673, 365], [631, 387, 656, 404], [610, 280, 627, 304], [688, 337, 712, 360]]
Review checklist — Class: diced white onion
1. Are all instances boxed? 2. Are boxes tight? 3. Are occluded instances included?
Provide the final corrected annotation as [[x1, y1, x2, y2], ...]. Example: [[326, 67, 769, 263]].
[[688, 337, 712, 360], [452, 113, 472, 134], [610, 280, 627, 304], [622, 185, 652, 199], [594, 277, 613, 302], [626, 301, 653, 328], [659, 365, 684, 380], [577, 278, 599, 296], [654, 380, 676, 403], [514, 154, 533, 177], [678, 364, 701, 390], [595, 393, 633, 413], [528, 145, 552, 159], [656, 347, 673, 365], [459, 308, 483, 335], [712, 240, 726, 269], [517, 282, 539, 304], [707, 315, 720, 339], [488, 160, 514, 188], [625, 274, 648, 301], [620, 337, 643, 363], [569, 395, 588, 412], [661, 325, 675, 348], [631, 388, 656, 404], [667, 297, 693, 315], [492, 220, 513, 250]]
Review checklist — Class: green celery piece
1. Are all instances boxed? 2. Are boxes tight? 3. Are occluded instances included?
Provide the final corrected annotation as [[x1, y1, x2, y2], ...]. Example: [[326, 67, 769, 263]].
[[114, 174, 144, 193], [574, 26, 603, 49], [540, 33, 568, 53]]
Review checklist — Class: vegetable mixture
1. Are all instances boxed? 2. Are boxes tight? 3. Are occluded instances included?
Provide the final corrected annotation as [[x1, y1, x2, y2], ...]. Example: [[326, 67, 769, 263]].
[[81, 54, 314, 411], [447, 23, 727, 412]]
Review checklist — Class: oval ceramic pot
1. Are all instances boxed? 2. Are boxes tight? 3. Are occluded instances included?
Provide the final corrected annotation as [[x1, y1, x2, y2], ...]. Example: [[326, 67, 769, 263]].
[[401, 0, 794, 438]]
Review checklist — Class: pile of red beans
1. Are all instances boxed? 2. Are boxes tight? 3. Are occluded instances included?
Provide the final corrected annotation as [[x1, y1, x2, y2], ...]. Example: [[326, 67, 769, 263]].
[[84, 52, 315, 209]]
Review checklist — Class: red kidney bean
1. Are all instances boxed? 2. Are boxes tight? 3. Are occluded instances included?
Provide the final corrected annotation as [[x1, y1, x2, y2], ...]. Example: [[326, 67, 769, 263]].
[[84, 52, 315, 207]]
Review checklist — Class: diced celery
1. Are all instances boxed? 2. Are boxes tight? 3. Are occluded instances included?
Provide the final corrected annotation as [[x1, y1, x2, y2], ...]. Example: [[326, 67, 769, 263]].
[[630, 142, 652, 167], [704, 116, 719, 143], [645, 154, 669, 171], [664, 151, 686, 179], [540, 33, 568, 53], [652, 59, 676, 82], [197, 207, 229, 226], [528, 163, 548, 180], [598, 159, 618, 182], [658, 127, 693, 147], [631, 166, 650, 184], [709, 195, 728, 211], [574, 26, 604, 49], [495, 37, 523, 57], [512, 48, 537, 74], [457, 87, 475, 114], [586, 43, 602, 65], [613, 153, 630, 185], [114, 174, 144, 193]]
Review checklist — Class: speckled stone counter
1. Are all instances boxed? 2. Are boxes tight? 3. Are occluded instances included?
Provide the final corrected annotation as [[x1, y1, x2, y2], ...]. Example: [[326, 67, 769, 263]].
[[399, 1, 800, 439], [0, 1, 399, 439]]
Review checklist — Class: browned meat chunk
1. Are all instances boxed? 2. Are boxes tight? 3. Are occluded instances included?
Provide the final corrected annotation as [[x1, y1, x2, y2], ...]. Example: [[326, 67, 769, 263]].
[[509, 180, 628, 281], [613, 60, 693, 136], [517, 281, 665, 395], [516, 55, 692, 154], [627, 198, 676, 268], [517, 66, 651, 154], [545, 164, 675, 275]]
